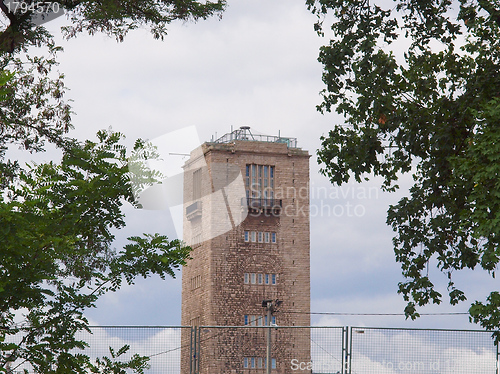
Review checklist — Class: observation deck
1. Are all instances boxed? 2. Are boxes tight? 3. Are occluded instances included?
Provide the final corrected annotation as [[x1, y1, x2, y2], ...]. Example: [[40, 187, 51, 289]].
[[212, 126, 298, 148]]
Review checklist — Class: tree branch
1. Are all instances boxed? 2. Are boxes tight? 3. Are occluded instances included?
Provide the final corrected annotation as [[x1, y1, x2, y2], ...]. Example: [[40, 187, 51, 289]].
[[477, 0, 500, 27]]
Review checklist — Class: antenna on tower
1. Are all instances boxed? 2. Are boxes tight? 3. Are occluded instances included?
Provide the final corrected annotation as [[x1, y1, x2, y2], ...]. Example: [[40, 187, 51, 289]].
[[239, 126, 254, 141]]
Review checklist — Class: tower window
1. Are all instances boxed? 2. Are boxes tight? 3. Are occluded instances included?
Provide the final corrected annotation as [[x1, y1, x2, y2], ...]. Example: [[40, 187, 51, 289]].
[[244, 315, 270, 326], [251, 315, 257, 326], [193, 168, 202, 200], [245, 273, 276, 286], [189, 316, 201, 326], [242, 231, 276, 244], [245, 357, 276, 369], [190, 275, 202, 290], [246, 164, 275, 200], [264, 315, 277, 325]]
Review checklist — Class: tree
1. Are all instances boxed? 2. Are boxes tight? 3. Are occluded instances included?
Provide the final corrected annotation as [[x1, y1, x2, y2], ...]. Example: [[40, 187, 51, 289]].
[[0, 0, 225, 53], [0, 0, 225, 371], [0, 0, 225, 157], [1, 129, 190, 373], [0, 0, 225, 175], [307, 0, 500, 340]]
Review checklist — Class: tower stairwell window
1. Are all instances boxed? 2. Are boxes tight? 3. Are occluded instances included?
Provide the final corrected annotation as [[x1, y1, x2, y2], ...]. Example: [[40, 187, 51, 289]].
[[186, 168, 203, 221], [193, 168, 202, 200], [245, 164, 280, 210]]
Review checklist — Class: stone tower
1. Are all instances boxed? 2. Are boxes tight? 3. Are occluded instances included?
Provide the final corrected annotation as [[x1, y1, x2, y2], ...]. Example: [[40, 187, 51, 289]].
[[181, 127, 310, 373]]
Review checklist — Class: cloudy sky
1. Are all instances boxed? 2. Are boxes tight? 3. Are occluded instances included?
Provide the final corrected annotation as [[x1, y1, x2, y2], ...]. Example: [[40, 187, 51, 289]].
[[37, 0, 496, 330]]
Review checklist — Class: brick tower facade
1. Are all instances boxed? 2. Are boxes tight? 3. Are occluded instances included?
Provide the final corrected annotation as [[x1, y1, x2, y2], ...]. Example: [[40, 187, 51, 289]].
[[181, 127, 310, 373]]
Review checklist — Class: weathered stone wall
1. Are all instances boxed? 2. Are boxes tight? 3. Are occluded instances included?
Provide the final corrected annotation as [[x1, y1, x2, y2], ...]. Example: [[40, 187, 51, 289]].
[[181, 139, 311, 373]]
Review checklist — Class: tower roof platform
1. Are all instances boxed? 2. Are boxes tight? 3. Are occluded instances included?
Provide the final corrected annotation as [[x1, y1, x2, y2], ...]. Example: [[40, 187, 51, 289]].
[[211, 126, 298, 149]]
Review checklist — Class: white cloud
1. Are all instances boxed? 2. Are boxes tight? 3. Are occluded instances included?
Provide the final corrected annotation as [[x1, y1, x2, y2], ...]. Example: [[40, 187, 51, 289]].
[[67, 326, 497, 373], [22, 0, 496, 334], [75, 326, 184, 373], [348, 329, 497, 374]]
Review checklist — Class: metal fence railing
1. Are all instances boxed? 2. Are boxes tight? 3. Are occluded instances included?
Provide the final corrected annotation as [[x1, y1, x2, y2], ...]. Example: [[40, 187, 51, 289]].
[[2, 326, 188, 374], [3, 326, 499, 374], [76, 326, 187, 374], [348, 327, 499, 374], [193, 326, 343, 374], [212, 127, 298, 148]]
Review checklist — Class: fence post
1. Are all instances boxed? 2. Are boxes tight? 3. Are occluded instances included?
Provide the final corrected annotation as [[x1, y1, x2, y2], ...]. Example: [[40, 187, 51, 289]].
[[266, 307, 272, 374], [195, 327, 200, 374], [349, 327, 354, 374], [496, 342, 498, 374], [343, 326, 351, 374], [190, 326, 200, 374], [189, 327, 194, 374], [341, 327, 346, 374]]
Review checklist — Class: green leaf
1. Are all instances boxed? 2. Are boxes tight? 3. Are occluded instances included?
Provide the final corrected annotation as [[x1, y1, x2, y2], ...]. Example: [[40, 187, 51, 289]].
[[312, 0, 500, 337]]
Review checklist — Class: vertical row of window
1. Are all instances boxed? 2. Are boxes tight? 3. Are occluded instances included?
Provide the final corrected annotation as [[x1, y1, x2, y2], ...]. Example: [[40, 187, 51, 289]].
[[189, 316, 200, 326], [192, 168, 202, 200], [190, 215, 202, 245], [244, 315, 276, 326], [244, 273, 276, 285], [246, 164, 274, 199], [243, 357, 276, 369], [244, 231, 277, 243], [191, 233, 202, 245], [190, 275, 202, 290]]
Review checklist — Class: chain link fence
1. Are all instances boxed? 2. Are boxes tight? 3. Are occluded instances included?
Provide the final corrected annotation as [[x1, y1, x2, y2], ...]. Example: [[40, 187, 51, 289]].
[[3, 326, 499, 373], [76, 326, 187, 373], [193, 326, 343, 373], [2, 326, 188, 374], [348, 327, 499, 374]]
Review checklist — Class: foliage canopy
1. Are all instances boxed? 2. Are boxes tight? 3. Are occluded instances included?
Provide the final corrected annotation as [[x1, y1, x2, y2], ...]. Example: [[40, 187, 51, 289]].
[[1, 129, 190, 373], [0, 0, 225, 53], [308, 0, 500, 339], [0, 0, 225, 371]]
